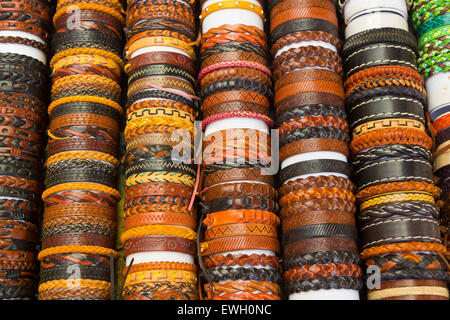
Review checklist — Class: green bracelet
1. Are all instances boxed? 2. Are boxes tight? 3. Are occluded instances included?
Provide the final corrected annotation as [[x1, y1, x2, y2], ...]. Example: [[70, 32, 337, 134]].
[[421, 60, 450, 79], [418, 13, 450, 37], [418, 50, 450, 69], [418, 25, 450, 48], [419, 36, 450, 56], [412, 1, 449, 28], [418, 47, 450, 65]]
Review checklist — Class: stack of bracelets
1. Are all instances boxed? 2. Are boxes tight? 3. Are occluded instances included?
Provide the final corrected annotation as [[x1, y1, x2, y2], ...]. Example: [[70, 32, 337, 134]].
[[121, 0, 199, 300], [0, 0, 51, 299], [341, 0, 449, 300], [37, 0, 124, 300], [411, 0, 450, 267], [270, 0, 362, 300], [198, 0, 282, 300]]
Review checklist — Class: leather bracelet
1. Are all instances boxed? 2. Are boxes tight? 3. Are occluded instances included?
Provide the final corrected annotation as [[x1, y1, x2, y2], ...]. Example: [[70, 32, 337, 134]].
[[124, 270, 197, 287], [125, 160, 195, 178], [123, 236, 196, 256], [279, 138, 349, 163], [201, 41, 268, 62], [279, 159, 350, 185], [49, 101, 120, 121], [201, 67, 271, 89], [203, 101, 270, 118], [127, 90, 195, 112], [271, 30, 341, 56], [359, 201, 440, 222], [283, 237, 358, 258], [276, 92, 345, 115], [125, 52, 194, 76], [274, 69, 342, 96], [45, 168, 116, 189], [125, 133, 190, 154], [122, 283, 198, 300], [127, 75, 195, 97], [353, 158, 433, 193], [124, 195, 190, 211], [276, 104, 347, 127], [285, 276, 362, 295], [349, 96, 425, 129], [356, 181, 440, 202], [360, 218, 441, 250], [344, 43, 417, 78], [280, 126, 349, 148], [280, 176, 354, 198], [284, 263, 361, 281], [283, 251, 360, 271], [39, 265, 110, 283], [127, 64, 194, 87], [342, 27, 418, 59], [124, 145, 188, 165], [201, 196, 278, 214], [201, 235, 280, 256], [366, 252, 447, 272], [283, 224, 357, 245], [204, 281, 280, 297], [127, 6, 193, 31], [201, 182, 277, 202], [203, 210, 279, 228], [124, 262, 196, 275], [48, 138, 118, 158], [203, 168, 274, 188], [125, 181, 193, 201], [204, 223, 277, 240], [44, 203, 115, 221], [368, 283, 449, 300], [0, 238, 35, 251], [0, 185, 37, 202], [126, 18, 195, 43], [124, 212, 196, 230], [274, 55, 343, 82], [205, 267, 280, 283], [282, 210, 355, 233], [350, 128, 433, 156], [279, 115, 348, 136], [200, 51, 267, 70], [271, 18, 338, 43], [279, 187, 355, 208], [202, 90, 269, 111], [203, 253, 280, 269], [38, 287, 109, 300], [52, 30, 121, 56], [201, 78, 272, 100], [42, 233, 115, 249], [360, 242, 447, 260], [0, 20, 49, 41], [0, 1, 51, 22]]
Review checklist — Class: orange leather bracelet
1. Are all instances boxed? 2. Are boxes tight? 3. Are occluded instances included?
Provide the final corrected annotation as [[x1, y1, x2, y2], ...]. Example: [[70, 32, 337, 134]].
[[203, 210, 280, 228], [204, 223, 278, 241], [124, 212, 196, 230], [271, 6, 338, 33], [279, 187, 355, 207], [201, 235, 280, 256]]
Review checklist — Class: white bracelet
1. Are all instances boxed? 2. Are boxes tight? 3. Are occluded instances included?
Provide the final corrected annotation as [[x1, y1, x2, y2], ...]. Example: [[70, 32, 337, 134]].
[[345, 11, 408, 39], [281, 151, 348, 170], [129, 45, 190, 59], [204, 117, 269, 135], [126, 252, 195, 265], [344, 0, 408, 23], [289, 289, 360, 300]]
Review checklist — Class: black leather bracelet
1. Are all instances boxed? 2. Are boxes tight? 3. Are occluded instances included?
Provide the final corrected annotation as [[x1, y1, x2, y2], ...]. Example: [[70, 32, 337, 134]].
[[52, 88, 120, 104], [271, 18, 339, 43], [0, 80, 46, 103], [359, 201, 440, 223], [0, 63, 48, 86], [349, 96, 425, 129], [202, 163, 269, 175], [0, 282, 36, 300], [40, 252, 111, 269], [0, 200, 38, 224], [125, 145, 177, 165], [353, 158, 434, 192], [127, 18, 195, 41], [200, 196, 279, 214], [41, 224, 115, 239], [279, 159, 350, 185], [366, 252, 447, 272], [127, 63, 195, 86], [283, 223, 357, 245], [342, 28, 418, 59], [352, 145, 431, 168], [46, 168, 117, 188], [0, 239, 36, 251], [201, 78, 272, 99], [204, 267, 281, 283], [344, 43, 417, 78], [125, 160, 196, 178], [39, 266, 110, 283], [202, 41, 268, 61], [276, 104, 347, 127], [0, 53, 47, 74], [0, 163, 41, 180], [127, 88, 196, 110], [435, 125, 450, 147], [52, 30, 122, 56], [346, 86, 427, 109], [285, 276, 363, 295], [50, 101, 121, 121], [375, 269, 450, 283], [360, 217, 441, 250], [283, 251, 360, 270], [280, 126, 350, 148], [430, 103, 450, 122]]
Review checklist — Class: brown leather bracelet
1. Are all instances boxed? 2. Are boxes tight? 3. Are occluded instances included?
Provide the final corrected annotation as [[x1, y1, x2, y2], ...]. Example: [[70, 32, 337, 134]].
[[0, 20, 49, 41], [283, 237, 358, 258], [275, 68, 342, 92], [201, 182, 277, 202], [124, 235, 196, 256], [271, 30, 341, 56], [42, 233, 115, 249], [127, 8, 194, 31], [201, 67, 272, 89], [271, 0, 336, 19], [203, 168, 274, 188], [275, 80, 344, 104], [203, 253, 281, 269], [280, 176, 355, 198], [274, 56, 343, 82], [124, 212, 196, 230], [0, 35, 48, 53], [202, 90, 269, 110], [125, 51, 194, 76], [280, 138, 349, 163], [56, 10, 122, 35], [271, 6, 338, 33], [276, 92, 345, 115], [279, 115, 349, 135], [0, 176, 40, 192], [127, 75, 194, 97], [48, 138, 118, 157], [203, 210, 280, 228], [204, 223, 278, 241], [39, 287, 109, 300], [282, 210, 355, 232], [279, 187, 355, 207], [0, 106, 44, 125], [0, 1, 51, 22], [372, 280, 447, 290], [273, 46, 341, 72], [202, 101, 270, 118], [201, 235, 280, 256], [0, 250, 35, 263], [125, 182, 193, 201], [44, 203, 116, 221], [284, 263, 361, 281], [201, 51, 268, 70], [0, 125, 41, 144], [49, 113, 119, 133]]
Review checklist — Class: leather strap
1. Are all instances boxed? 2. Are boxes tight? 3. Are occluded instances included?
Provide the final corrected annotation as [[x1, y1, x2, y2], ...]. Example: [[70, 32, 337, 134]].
[[283, 237, 358, 258], [279, 159, 350, 185], [203, 168, 274, 188], [282, 210, 355, 232], [283, 223, 357, 245], [124, 236, 196, 256], [201, 182, 277, 202], [271, 18, 338, 43], [280, 138, 349, 163]]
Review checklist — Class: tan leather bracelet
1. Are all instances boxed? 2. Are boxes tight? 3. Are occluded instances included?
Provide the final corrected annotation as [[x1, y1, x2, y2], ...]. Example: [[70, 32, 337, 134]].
[[273, 56, 343, 81], [204, 223, 278, 241], [201, 182, 277, 202], [433, 150, 450, 172], [275, 68, 342, 92], [201, 67, 272, 89], [271, 0, 336, 19], [203, 210, 280, 228], [271, 6, 338, 33], [281, 198, 357, 218], [124, 212, 196, 230], [275, 80, 345, 104], [280, 175, 355, 197], [127, 75, 195, 97], [368, 286, 449, 300], [271, 30, 341, 56], [282, 210, 355, 232], [125, 133, 192, 153], [203, 168, 274, 188], [125, 51, 195, 76], [201, 235, 280, 256], [280, 138, 349, 163]]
